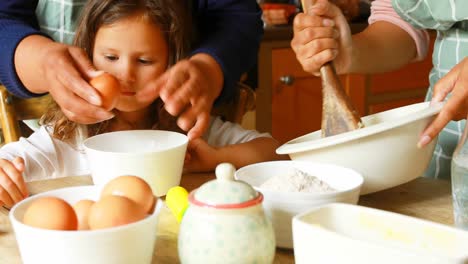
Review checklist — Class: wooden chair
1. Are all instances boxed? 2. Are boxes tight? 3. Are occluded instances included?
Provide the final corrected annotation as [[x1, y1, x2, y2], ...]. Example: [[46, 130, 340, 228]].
[[0, 85, 51, 143], [212, 82, 256, 124]]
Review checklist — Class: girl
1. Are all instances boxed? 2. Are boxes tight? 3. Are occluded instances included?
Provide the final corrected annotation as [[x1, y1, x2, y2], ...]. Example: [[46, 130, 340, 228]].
[[291, 0, 468, 179], [0, 0, 286, 207], [0, 0, 263, 140]]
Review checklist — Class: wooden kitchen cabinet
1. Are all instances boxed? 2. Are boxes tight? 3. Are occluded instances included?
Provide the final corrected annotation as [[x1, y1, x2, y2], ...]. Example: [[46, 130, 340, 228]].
[[256, 27, 434, 144], [269, 48, 364, 143]]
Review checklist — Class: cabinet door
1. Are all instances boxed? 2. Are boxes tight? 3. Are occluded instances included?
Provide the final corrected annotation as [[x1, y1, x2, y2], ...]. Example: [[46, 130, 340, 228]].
[[271, 48, 352, 143], [365, 33, 435, 114]]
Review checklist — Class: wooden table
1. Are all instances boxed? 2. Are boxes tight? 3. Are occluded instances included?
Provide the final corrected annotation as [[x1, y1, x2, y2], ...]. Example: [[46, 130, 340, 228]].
[[0, 174, 453, 264]]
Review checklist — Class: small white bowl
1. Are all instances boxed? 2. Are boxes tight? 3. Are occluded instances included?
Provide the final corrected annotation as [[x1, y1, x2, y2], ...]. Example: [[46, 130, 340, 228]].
[[235, 160, 363, 249], [293, 203, 468, 264], [84, 130, 188, 196], [277, 102, 443, 194], [10, 186, 162, 264]]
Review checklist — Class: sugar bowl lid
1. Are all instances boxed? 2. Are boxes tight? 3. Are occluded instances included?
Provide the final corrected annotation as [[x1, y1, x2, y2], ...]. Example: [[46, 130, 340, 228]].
[[191, 163, 262, 208]]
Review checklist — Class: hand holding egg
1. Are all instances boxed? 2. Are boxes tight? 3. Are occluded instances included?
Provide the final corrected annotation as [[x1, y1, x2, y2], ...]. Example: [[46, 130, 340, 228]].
[[89, 72, 120, 111]]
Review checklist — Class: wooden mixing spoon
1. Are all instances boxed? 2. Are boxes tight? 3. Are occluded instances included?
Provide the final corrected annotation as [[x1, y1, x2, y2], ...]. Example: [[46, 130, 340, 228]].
[[301, 0, 363, 137]]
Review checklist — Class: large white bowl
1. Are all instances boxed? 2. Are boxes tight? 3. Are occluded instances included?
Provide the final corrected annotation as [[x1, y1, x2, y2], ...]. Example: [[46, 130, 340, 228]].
[[293, 203, 468, 264], [9, 185, 162, 264], [84, 130, 188, 196], [277, 102, 443, 194], [235, 160, 363, 249]]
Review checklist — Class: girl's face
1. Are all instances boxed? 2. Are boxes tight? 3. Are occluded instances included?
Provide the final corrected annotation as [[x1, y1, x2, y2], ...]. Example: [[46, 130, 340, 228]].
[[93, 14, 168, 112]]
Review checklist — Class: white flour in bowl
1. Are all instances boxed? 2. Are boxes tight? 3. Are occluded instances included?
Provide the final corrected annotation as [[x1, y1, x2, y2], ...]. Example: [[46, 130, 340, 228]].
[[260, 169, 335, 193]]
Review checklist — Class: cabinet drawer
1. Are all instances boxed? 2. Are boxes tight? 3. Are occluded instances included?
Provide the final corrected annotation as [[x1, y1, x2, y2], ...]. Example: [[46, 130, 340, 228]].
[[368, 59, 432, 95], [270, 48, 353, 143], [272, 48, 311, 79], [368, 97, 424, 114], [368, 32, 435, 95]]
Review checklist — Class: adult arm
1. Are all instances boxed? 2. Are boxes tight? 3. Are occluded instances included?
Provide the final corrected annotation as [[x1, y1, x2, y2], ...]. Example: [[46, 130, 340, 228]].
[[0, 0, 48, 98], [0, 1, 112, 123], [350, 0, 430, 73], [192, 0, 263, 104], [291, 0, 429, 75]]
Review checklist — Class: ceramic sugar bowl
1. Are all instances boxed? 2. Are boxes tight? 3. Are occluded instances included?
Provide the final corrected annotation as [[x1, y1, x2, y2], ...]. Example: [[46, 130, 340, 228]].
[[178, 163, 275, 264]]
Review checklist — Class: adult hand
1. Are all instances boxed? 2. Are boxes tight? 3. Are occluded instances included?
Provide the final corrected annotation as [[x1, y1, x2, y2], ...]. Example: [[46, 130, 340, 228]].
[[40, 42, 116, 123], [15, 36, 114, 124], [0, 157, 28, 208], [291, 0, 352, 75], [137, 53, 223, 140], [418, 57, 468, 148]]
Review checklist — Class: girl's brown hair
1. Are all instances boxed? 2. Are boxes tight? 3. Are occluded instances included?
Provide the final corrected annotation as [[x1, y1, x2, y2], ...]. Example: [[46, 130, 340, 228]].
[[41, 0, 190, 141]]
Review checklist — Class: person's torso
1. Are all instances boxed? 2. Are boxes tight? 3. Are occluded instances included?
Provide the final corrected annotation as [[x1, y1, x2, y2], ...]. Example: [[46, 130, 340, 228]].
[[36, 0, 198, 45], [392, 0, 468, 179], [392, 0, 468, 91], [35, 0, 85, 44]]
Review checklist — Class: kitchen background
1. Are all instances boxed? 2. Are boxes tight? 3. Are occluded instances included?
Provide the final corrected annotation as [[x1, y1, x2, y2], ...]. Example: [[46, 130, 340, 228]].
[[242, 0, 434, 144]]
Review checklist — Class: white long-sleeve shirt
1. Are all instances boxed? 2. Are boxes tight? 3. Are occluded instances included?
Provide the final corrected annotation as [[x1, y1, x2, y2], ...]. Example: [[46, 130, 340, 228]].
[[0, 117, 271, 182]]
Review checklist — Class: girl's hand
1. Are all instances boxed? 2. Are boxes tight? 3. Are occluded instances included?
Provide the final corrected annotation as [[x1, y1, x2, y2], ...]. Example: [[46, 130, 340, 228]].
[[184, 138, 220, 173], [418, 57, 468, 148], [0, 157, 28, 208], [291, 0, 353, 75]]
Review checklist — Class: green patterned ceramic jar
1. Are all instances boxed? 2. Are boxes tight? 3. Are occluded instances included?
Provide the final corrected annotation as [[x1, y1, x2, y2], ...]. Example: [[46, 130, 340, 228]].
[[178, 163, 275, 263]]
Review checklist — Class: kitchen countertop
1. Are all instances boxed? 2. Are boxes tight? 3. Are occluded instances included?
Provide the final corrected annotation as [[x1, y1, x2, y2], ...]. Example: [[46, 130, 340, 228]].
[[0, 174, 453, 263]]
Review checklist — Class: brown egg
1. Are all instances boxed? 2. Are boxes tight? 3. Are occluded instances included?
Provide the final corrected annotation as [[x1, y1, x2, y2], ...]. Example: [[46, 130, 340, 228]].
[[101, 175, 155, 214], [88, 195, 146, 230], [73, 199, 95, 230], [89, 72, 120, 111], [23, 197, 78, 231]]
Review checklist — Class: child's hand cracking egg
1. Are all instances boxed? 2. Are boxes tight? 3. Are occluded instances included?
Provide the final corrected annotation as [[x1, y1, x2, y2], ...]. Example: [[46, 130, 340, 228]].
[[101, 175, 155, 214], [89, 72, 120, 111], [23, 197, 78, 230]]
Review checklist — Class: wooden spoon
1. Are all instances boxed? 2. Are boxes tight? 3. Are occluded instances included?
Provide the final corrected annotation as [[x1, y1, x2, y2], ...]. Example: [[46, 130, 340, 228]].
[[301, 0, 363, 137]]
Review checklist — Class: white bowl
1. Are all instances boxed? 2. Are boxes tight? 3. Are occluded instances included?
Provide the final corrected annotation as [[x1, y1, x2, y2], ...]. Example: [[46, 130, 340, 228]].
[[9, 186, 162, 264], [277, 102, 443, 194], [235, 160, 363, 249], [84, 130, 188, 196], [293, 203, 468, 264]]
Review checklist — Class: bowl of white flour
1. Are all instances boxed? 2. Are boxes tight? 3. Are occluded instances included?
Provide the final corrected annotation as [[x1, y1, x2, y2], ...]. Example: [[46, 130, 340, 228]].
[[235, 160, 363, 249]]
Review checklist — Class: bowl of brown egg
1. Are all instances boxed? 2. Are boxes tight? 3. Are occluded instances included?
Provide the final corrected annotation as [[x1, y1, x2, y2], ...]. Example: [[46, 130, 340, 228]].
[[235, 160, 363, 249], [9, 176, 161, 264]]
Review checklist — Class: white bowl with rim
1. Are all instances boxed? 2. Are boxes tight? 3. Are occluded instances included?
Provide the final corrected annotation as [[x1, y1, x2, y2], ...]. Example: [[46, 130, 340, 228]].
[[277, 102, 443, 194], [235, 160, 363, 249], [9, 185, 162, 264], [293, 203, 468, 264], [84, 130, 188, 196]]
